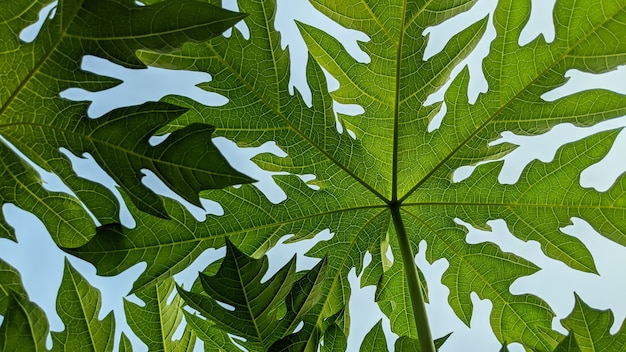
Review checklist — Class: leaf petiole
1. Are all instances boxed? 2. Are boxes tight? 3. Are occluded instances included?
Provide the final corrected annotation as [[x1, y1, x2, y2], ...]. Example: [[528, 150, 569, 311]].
[[391, 205, 435, 352]]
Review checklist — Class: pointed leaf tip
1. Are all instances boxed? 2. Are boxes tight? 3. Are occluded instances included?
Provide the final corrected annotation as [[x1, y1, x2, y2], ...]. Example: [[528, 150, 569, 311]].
[[180, 240, 326, 351]]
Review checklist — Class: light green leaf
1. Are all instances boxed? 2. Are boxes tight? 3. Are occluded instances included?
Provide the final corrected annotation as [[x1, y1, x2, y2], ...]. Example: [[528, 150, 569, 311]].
[[560, 294, 626, 352], [118, 333, 133, 352], [0, 291, 49, 352], [183, 311, 241, 352], [124, 277, 196, 352], [360, 320, 388, 352], [178, 239, 327, 351], [0, 0, 247, 246], [51, 259, 114, 352]]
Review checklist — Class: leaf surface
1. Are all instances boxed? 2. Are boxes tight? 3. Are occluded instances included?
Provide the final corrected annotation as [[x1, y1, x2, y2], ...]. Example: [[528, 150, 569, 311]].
[[70, 0, 626, 349], [51, 259, 115, 351], [124, 277, 196, 352], [0, 291, 48, 352], [178, 239, 327, 351], [0, 0, 247, 246], [560, 294, 626, 352], [0, 259, 28, 313], [360, 320, 388, 352]]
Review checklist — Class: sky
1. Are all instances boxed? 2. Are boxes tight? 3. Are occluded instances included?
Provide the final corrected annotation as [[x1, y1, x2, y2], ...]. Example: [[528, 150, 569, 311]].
[[1, 0, 626, 351]]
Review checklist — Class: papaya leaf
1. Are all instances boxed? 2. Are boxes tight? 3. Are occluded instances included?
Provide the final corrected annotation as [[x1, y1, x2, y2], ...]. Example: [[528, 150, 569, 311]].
[[0, 291, 48, 352], [560, 294, 626, 352], [0, 0, 247, 246], [0, 258, 48, 351], [0, 259, 28, 313], [56, 0, 626, 350], [118, 333, 133, 352], [360, 320, 388, 352], [183, 311, 242, 352], [395, 332, 452, 352], [320, 323, 348, 352], [51, 259, 115, 351], [553, 332, 580, 352], [178, 239, 327, 351], [124, 277, 196, 351], [75, 102, 254, 219]]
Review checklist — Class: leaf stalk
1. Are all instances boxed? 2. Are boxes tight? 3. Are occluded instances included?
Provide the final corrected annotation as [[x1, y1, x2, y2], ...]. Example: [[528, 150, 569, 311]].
[[390, 204, 435, 352]]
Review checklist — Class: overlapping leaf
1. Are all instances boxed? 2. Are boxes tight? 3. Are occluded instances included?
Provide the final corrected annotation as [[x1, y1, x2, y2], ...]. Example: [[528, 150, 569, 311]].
[[124, 277, 196, 352], [178, 239, 327, 351], [0, 292, 49, 352], [0, 0, 247, 246], [70, 0, 625, 350], [0, 259, 28, 313], [0, 260, 48, 352]]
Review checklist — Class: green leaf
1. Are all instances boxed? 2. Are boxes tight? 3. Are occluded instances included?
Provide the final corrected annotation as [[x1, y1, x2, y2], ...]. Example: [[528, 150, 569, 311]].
[[0, 0, 246, 246], [51, 259, 115, 352], [178, 239, 327, 351], [553, 332, 580, 352], [183, 311, 241, 352], [0, 259, 28, 314], [62, 0, 626, 350], [76, 102, 253, 218], [118, 333, 133, 352], [560, 294, 626, 352], [0, 133, 97, 246], [268, 325, 322, 352], [394, 332, 452, 352], [0, 291, 49, 352], [320, 323, 347, 352], [360, 320, 388, 352], [124, 277, 196, 351], [0, 259, 48, 351]]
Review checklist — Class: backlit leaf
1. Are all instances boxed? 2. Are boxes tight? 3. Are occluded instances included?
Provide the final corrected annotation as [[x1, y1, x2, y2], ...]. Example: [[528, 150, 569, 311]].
[[178, 239, 327, 351], [51, 259, 115, 351], [0, 0, 246, 246]]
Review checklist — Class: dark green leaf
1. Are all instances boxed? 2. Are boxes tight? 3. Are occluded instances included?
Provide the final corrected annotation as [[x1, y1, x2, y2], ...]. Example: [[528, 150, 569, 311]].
[[78, 102, 253, 218], [0, 0, 246, 245], [0, 291, 48, 352], [67, 0, 247, 68], [553, 332, 580, 352], [320, 323, 348, 352], [394, 332, 452, 352], [178, 239, 327, 351], [0, 259, 27, 313]]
